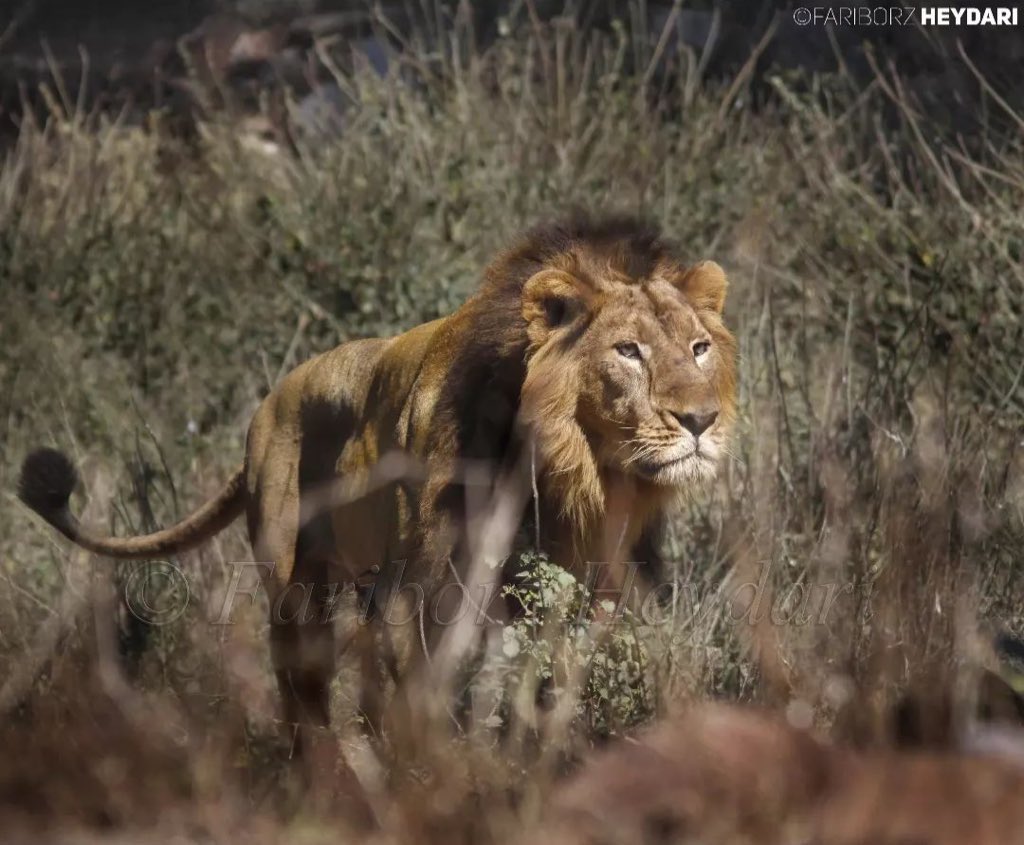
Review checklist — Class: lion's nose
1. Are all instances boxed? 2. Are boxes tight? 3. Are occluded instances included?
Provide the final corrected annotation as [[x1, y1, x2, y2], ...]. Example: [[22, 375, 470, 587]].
[[673, 409, 718, 438]]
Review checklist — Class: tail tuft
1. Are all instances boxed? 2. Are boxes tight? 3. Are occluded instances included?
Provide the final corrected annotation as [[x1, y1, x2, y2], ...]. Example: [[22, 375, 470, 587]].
[[18, 448, 79, 516]]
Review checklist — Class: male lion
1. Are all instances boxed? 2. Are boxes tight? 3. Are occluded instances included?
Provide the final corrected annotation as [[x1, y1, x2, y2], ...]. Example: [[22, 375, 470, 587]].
[[18, 215, 736, 742]]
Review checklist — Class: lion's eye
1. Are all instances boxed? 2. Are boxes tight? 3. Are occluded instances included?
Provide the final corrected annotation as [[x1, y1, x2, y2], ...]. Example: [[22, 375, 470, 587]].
[[615, 341, 643, 361], [692, 340, 711, 358]]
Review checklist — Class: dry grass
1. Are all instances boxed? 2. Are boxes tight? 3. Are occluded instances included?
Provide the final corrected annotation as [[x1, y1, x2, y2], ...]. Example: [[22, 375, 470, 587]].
[[1, 6, 1023, 843], [543, 704, 1024, 845]]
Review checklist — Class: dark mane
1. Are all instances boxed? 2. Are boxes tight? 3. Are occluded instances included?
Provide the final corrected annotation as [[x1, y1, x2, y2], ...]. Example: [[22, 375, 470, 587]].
[[429, 212, 676, 478], [467, 212, 675, 367], [481, 212, 672, 301]]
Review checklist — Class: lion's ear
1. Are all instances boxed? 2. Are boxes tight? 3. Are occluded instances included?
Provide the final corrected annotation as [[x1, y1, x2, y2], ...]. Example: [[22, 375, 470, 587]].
[[679, 260, 728, 314], [522, 269, 591, 343]]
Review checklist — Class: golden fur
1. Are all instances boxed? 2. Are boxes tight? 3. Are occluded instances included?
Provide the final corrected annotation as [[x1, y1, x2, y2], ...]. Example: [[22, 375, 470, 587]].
[[18, 214, 737, 737]]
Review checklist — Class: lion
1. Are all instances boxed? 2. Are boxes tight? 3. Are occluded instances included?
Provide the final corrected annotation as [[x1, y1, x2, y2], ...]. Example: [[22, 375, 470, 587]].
[[18, 214, 737, 745]]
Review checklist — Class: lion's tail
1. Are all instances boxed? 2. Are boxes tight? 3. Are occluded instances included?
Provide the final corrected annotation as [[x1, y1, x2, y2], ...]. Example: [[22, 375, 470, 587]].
[[18, 448, 245, 560]]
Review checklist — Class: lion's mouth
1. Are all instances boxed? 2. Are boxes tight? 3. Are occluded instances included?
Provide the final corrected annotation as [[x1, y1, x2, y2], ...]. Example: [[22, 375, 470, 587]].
[[624, 438, 723, 485], [638, 454, 693, 472], [634, 449, 708, 475]]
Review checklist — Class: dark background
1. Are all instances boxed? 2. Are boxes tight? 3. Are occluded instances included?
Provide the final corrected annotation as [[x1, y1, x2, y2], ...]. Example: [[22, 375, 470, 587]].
[[1, 2, 1022, 147]]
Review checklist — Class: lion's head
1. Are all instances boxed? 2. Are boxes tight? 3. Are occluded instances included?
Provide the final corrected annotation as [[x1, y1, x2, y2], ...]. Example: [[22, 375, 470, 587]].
[[523, 258, 735, 486], [496, 217, 737, 531]]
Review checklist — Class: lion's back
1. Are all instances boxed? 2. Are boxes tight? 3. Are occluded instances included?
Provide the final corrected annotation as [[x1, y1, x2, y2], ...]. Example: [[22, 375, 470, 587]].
[[300, 336, 393, 413]]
